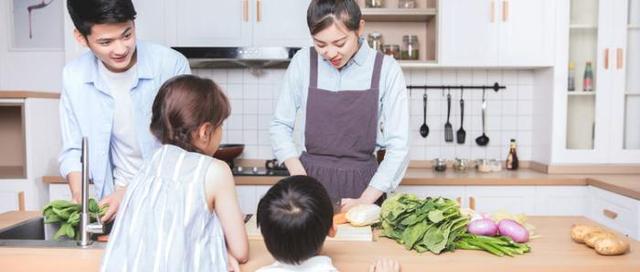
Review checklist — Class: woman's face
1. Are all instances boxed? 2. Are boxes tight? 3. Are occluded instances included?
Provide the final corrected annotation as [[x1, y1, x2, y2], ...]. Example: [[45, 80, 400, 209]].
[[312, 20, 364, 69]]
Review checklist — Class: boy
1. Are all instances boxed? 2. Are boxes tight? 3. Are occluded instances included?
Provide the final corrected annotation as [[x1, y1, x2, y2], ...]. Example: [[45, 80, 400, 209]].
[[256, 176, 400, 271], [59, 0, 190, 222]]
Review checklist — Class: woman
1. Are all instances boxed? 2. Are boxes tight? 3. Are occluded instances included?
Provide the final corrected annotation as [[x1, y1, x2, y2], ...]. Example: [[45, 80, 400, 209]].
[[270, 0, 409, 212]]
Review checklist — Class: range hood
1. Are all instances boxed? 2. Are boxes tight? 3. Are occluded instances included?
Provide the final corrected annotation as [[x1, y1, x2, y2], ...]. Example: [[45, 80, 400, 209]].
[[172, 47, 301, 69]]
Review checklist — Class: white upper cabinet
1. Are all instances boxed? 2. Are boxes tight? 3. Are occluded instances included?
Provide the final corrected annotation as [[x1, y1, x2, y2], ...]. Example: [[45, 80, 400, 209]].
[[165, 0, 310, 47], [498, 0, 554, 66], [439, 0, 554, 67], [166, 0, 251, 47], [252, 0, 312, 47], [439, 0, 499, 66]]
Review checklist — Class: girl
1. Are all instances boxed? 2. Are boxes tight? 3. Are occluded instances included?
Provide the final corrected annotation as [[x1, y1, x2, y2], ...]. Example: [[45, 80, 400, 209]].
[[270, 0, 410, 212], [102, 75, 249, 271]]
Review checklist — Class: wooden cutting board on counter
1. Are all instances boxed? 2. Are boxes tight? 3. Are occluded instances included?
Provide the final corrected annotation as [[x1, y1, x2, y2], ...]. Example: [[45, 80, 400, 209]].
[[245, 215, 373, 242]]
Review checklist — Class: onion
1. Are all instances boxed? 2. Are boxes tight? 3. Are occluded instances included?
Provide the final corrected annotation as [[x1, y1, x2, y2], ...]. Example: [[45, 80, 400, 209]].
[[498, 219, 530, 243], [467, 218, 498, 236]]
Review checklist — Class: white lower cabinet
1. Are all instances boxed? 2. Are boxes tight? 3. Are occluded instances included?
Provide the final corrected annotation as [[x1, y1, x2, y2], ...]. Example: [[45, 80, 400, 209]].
[[235, 185, 271, 215], [533, 186, 587, 216], [465, 186, 537, 215], [588, 186, 639, 239]]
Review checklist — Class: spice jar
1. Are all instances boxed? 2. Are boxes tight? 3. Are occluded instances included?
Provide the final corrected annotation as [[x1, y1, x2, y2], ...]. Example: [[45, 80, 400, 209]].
[[401, 35, 419, 60], [383, 44, 400, 59], [365, 0, 384, 8], [367, 32, 384, 52], [398, 0, 417, 8], [433, 159, 447, 172]]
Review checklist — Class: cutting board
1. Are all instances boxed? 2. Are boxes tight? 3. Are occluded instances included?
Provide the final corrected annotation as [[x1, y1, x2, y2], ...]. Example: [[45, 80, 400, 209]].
[[245, 215, 373, 242]]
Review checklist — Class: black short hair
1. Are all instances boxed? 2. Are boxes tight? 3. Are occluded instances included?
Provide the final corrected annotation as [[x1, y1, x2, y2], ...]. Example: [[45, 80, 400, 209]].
[[307, 0, 361, 35], [257, 176, 334, 265], [67, 0, 137, 36]]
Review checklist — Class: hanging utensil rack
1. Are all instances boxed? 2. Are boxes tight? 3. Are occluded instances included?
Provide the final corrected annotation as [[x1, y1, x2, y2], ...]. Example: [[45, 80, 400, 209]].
[[406, 82, 506, 92]]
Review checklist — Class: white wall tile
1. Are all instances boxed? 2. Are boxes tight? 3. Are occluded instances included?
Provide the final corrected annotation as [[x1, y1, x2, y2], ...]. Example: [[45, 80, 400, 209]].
[[208, 68, 538, 162]]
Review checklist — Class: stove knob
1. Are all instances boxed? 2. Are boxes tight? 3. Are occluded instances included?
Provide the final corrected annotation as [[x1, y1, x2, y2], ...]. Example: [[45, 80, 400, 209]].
[[252, 167, 259, 174], [236, 166, 244, 172]]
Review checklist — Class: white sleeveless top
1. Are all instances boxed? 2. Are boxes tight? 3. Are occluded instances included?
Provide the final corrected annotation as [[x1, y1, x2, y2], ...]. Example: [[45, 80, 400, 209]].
[[101, 145, 228, 272]]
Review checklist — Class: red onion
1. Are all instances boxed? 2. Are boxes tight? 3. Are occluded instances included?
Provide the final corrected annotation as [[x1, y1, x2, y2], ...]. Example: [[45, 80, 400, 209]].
[[467, 218, 498, 236], [498, 219, 529, 243]]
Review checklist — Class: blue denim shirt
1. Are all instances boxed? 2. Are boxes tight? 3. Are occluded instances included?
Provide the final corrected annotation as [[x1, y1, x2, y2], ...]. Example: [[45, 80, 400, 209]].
[[58, 41, 190, 199]]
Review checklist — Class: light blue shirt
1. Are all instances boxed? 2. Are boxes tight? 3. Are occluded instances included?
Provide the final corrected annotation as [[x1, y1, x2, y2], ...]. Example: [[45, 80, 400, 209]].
[[59, 41, 190, 199], [270, 41, 410, 193]]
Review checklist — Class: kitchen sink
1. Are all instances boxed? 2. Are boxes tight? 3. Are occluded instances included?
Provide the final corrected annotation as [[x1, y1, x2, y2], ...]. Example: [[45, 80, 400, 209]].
[[0, 217, 105, 248]]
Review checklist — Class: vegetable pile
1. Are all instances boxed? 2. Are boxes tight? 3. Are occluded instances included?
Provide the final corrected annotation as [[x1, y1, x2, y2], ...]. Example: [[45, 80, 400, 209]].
[[42, 199, 107, 240], [380, 193, 531, 256], [380, 194, 469, 254]]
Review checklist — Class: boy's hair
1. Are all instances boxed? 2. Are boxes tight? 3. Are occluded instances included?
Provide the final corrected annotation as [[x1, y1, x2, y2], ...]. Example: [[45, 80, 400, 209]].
[[150, 75, 230, 153], [67, 0, 137, 36], [307, 0, 361, 35], [257, 176, 334, 265]]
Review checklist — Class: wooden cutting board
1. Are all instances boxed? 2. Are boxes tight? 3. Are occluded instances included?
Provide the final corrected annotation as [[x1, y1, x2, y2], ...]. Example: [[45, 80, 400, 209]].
[[245, 215, 373, 242]]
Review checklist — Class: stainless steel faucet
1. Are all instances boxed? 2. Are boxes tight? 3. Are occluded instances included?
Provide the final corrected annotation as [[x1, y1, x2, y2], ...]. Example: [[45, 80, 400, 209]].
[[78, 137, 104, 247]]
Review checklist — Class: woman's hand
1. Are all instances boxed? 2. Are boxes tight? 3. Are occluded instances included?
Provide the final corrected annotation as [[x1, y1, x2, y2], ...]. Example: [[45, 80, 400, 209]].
[[341, 186, 384, 212], [340, 197, 367, 213], [284, 158, 307, 176], [99, 186, 126, 222], [369, 258, 401, 272]]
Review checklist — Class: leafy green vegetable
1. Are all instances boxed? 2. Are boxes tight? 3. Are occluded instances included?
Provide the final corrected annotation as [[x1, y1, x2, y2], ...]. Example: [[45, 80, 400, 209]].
[[379, 193, 531, 257], [380, 194, 469, 254], [42, 199, 107, 240]]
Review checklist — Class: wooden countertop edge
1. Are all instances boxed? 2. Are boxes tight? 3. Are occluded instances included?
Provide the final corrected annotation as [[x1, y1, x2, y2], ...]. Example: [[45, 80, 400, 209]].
[[587, 177, 640, 200], [0, 91, 60, 99]]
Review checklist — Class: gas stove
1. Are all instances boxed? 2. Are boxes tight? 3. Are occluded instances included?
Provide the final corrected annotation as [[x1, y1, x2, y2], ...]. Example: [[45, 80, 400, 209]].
[[231, 165, 289, 176]]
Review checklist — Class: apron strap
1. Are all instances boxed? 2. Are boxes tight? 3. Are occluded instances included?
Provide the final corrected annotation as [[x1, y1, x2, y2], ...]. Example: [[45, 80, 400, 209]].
[[310, 47, 318, 88], [370, 53, 384, 89]]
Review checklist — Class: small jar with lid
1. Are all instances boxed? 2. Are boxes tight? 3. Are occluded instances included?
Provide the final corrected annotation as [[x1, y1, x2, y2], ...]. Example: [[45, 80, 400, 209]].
[[365, 0, 384, 8], [367, 32, 384, 52], [382, 44, 400, 59], [401, 35, 420, 60], [398, 0, 417, 8]]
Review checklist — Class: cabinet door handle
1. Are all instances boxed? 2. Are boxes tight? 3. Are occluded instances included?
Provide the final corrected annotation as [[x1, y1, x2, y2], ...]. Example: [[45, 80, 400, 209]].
[[256, 0, 262, 22], [456, 197, 462, 205], [18, 191, 25, 211], [604, 48, 609, 70], [616, 48, 624, 69], [603, 209, 618, 220], [469, 196, 476, 210], [243, 0, 248, 22], [490, 0, 495, 23], [502, 0, 509, 22]]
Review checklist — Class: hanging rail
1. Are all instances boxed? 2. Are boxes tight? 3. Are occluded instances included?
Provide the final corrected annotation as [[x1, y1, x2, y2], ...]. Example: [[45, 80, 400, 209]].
[[406, 82, 506, 92]]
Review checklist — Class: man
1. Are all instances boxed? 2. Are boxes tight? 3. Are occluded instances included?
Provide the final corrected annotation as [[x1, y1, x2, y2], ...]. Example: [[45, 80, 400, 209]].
[[59, 0, 190, 222]]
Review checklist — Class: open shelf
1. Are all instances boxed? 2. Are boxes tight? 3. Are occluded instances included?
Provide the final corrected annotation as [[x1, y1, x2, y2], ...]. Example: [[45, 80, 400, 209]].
[[0, 104, 26, 179], [361, 8, 437, 22], [568, 92, 596, 96]]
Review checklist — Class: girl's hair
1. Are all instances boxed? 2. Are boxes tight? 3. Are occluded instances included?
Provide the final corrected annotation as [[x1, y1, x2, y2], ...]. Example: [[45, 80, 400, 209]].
[[307, 0, 361, 35], [150, 74, 230, 153]]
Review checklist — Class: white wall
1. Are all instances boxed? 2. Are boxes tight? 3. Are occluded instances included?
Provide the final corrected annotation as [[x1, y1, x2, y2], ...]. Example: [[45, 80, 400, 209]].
[[0, 1, 65, 92]]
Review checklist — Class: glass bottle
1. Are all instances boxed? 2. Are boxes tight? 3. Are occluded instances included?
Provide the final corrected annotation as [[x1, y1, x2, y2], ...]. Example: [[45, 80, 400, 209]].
[[401, 35, 419, 60], [505, 139, 519, 170], [568, 62, 575, 91], [365, 0, 384, 8], [398, 0, 417, 8], [367, 32, 384, 52], [583, 61, 593, 92]]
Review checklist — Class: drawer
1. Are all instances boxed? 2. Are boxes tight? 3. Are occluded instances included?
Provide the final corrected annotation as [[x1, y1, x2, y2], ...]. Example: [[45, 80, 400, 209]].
[[588, 186, 639, 238]]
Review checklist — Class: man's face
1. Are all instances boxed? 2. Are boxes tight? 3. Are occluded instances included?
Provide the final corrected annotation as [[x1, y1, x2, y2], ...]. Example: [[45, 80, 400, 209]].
[[75, 21, 137, 73]]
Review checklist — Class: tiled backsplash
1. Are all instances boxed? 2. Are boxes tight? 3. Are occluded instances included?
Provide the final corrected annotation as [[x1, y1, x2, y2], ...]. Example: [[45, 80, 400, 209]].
[[193, 68, 534, 162]]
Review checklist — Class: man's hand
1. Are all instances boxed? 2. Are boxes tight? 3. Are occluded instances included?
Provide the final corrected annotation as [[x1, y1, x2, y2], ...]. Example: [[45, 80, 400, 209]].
[[99, 186, 126, 222], [369, 258, 400, 272]]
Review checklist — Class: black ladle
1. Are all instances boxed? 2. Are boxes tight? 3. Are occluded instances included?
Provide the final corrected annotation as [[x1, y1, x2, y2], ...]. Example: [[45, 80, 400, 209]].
[[419, 93, 429, 138], [475, 88, 490, 146]]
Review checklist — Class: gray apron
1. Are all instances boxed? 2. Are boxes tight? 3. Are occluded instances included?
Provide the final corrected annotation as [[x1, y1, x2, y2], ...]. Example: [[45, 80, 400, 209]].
[[300, 48, 384, 204]]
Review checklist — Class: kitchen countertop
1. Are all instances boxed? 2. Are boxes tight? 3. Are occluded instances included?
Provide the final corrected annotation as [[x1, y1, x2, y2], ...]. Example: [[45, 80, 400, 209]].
[[43, 168, 640, 200], [0, 91, 59, 99], [0, 212, 638, 271]]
